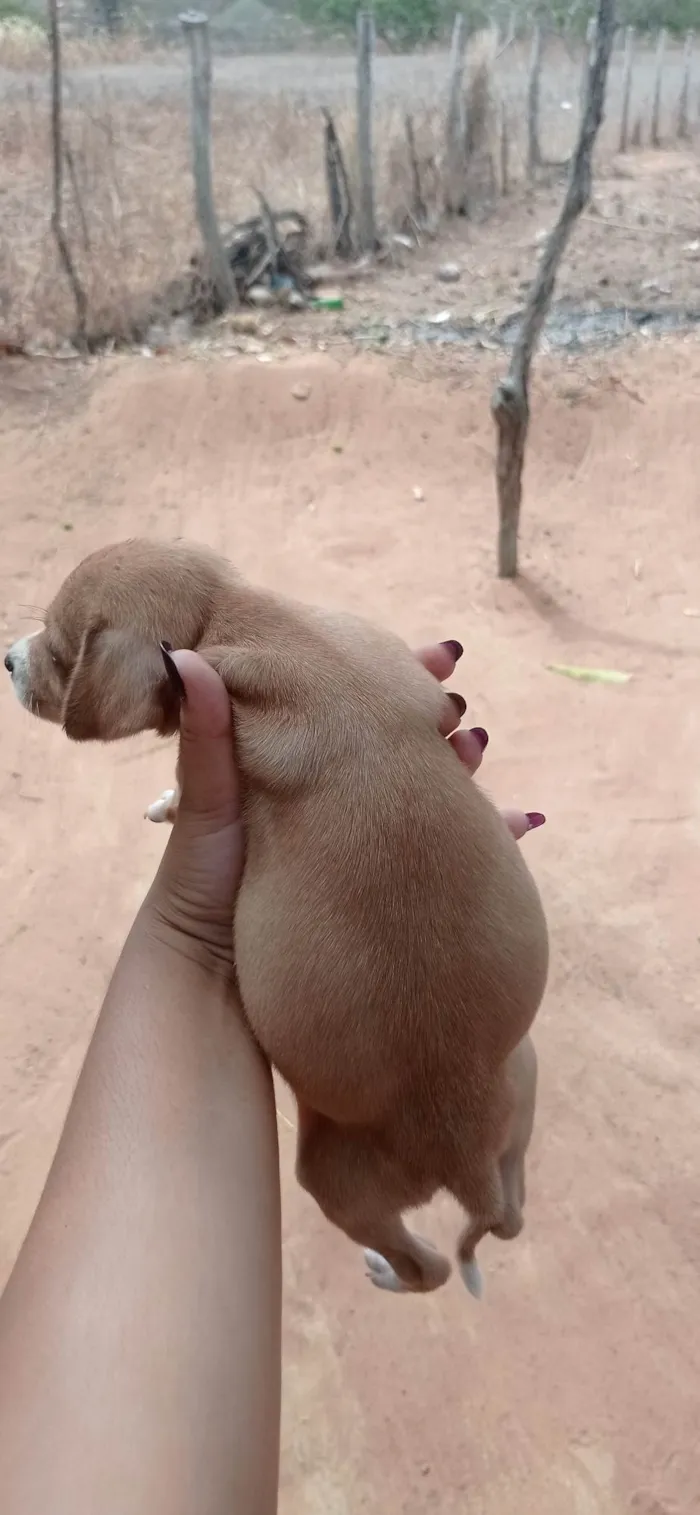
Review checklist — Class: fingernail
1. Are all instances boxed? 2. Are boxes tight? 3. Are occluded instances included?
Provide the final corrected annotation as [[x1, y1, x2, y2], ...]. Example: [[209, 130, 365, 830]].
[[160, 642, 186, 700], [441, 639, 463, 662], [448, 691, 467, 718], [469, 726, 489, 751], [525, 811, 546, 830]]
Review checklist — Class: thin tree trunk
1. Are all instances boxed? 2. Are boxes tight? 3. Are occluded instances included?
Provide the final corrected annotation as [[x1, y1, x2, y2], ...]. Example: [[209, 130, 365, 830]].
[[491, 0, 615, 579], [619, 24, 634, 151], [179, 10, 235, 310]]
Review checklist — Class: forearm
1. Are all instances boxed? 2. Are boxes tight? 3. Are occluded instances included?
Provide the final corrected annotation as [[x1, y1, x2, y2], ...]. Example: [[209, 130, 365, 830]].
[[0, 912, 281, 1515]]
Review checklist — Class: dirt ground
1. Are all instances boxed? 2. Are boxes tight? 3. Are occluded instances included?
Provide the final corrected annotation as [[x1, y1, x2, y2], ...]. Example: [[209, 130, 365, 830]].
[[1, 338, 699, 1514]]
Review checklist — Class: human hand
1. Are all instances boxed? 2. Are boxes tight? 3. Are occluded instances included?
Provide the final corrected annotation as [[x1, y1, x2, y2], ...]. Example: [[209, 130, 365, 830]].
[[145, 641, 545, 973]]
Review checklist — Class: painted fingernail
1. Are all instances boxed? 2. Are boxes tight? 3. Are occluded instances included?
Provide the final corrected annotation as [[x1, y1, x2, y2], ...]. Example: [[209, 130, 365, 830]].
[[441, 639, 464, 662], [160, 642, 186, 700], [469, 726, 489, 751], [525, 812, 546, 830], [448, 691, 467, 718]]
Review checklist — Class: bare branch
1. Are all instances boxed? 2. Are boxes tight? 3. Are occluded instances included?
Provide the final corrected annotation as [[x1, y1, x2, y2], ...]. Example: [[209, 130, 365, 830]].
[[48, 0, 88, 346], [491, 0, 616, 579], [322, 107, 354, 258], [405, 112, 427, 225]]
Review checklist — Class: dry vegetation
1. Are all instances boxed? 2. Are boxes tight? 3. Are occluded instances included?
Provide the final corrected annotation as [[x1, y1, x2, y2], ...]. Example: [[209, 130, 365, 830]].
[[0, 30, 695, 345]]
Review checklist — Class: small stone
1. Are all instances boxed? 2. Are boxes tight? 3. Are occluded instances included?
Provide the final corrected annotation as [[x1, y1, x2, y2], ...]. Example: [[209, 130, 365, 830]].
[[292, 383, 311, 401], [436, 262, 461, 284], [248, 285, 274, 308], [412, 485, 424, 501]]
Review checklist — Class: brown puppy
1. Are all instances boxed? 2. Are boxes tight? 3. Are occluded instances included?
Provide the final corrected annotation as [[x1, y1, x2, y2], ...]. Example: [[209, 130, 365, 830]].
[[5, 539, 548, 1297]]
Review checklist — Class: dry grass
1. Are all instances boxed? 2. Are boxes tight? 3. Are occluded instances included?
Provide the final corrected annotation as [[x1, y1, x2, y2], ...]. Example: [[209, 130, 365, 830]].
[[0, 88, 458, 344], [0, 22, 166, 71], [0, 32, 689, 346]]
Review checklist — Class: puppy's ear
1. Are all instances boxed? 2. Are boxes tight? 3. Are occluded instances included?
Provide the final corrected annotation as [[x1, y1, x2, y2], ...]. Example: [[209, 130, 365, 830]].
[[62, 625, 181, 742]]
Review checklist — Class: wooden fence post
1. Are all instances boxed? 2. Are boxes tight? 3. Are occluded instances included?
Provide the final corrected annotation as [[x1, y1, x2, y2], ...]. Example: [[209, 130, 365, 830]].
[[444, 12, 467, 213], [619, 24, 634, 151], [677, 30, 694, 139], [579, 15, 596, 115], [650, 27, 666, 147], [179, 10, 234, 310], [527, 22, 544, 180], [356, 10, 376, 253], [499, 97, 509, 196]]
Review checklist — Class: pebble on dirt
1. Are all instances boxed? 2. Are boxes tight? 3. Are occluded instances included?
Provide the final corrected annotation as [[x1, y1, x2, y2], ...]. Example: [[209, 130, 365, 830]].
[[436, 263, 462, 284]]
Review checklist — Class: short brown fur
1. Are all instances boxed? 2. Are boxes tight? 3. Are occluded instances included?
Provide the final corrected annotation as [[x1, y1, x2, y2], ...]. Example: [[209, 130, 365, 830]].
[[8, 540, 548, 1296]]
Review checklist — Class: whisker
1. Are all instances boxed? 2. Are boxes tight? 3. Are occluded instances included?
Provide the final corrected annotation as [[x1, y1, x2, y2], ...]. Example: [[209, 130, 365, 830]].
[[17, 603, 47, 622]]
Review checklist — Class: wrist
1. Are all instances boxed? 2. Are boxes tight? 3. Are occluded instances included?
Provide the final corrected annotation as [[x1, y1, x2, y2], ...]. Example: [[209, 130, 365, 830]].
[[131, 892, 235, 979]]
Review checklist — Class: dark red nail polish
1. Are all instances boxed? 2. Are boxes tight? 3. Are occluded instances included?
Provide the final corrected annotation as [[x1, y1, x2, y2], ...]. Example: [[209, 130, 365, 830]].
[[441, 639, 464, 662], [448, 691, 467, 718], [160, 642, 186, 700], [526, 812, 546, 830], [469, 726, 489, 751]]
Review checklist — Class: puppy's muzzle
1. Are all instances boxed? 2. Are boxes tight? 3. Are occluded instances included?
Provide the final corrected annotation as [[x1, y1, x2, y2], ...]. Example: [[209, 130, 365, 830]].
[[4, 635, 35, 709]]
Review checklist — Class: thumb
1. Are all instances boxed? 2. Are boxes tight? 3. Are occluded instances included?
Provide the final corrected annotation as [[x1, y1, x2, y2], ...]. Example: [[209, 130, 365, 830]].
[[166, 648, 240, 824]]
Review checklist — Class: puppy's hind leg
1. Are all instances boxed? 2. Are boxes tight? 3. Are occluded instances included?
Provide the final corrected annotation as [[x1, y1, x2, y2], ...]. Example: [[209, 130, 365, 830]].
[[296, 1114, 451, 1295], [452, 1160, 506, 1300], [492, 1034, 538, 1243]]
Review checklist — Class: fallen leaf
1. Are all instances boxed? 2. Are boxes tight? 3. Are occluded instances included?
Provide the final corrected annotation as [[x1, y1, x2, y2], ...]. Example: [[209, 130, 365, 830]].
[[547, 663, 631, 685]]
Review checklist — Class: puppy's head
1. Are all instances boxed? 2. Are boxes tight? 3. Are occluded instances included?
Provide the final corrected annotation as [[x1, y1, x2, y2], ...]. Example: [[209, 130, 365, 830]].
[[4, 538, 228, 742]]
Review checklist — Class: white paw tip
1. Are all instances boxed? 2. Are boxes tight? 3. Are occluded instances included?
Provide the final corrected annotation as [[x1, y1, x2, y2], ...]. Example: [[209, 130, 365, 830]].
[[145, 789, 176, 823], [459, 1257, 484, 1300], [364, 1249, 407, 1293]]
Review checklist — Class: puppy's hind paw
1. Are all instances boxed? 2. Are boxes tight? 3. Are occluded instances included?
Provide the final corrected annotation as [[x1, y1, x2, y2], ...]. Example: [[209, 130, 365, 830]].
[[145, 788, 178, 824], [459, 1257, 484, 1300], [364, 1249, 409, 1294]]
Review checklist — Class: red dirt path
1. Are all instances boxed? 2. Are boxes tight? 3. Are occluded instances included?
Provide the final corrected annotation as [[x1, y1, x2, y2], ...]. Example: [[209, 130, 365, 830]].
[[1, 344, 698, 1514]]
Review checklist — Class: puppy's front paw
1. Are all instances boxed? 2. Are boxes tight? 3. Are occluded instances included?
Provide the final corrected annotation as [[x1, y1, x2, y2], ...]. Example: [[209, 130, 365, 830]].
[[145, 788, 179, 824]]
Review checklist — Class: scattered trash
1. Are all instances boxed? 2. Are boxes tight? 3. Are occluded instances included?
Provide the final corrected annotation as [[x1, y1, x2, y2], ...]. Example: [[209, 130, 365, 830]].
[[425, 310, 451, 325], [312, 294, 344, 312], [436, 263, 462, 284], [547, 664, 631, 685]]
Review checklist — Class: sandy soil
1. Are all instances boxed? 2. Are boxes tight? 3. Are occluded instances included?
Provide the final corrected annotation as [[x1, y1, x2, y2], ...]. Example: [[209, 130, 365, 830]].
[[1, 341, 699, 1514]]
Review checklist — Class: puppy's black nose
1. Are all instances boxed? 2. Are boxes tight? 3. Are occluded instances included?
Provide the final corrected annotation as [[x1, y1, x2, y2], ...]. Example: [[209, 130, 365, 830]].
[[4, 652, 15, 674]]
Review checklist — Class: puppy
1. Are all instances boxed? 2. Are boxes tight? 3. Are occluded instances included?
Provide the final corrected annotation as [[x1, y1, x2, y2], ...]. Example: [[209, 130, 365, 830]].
[[5, 539, 548, 1297]]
